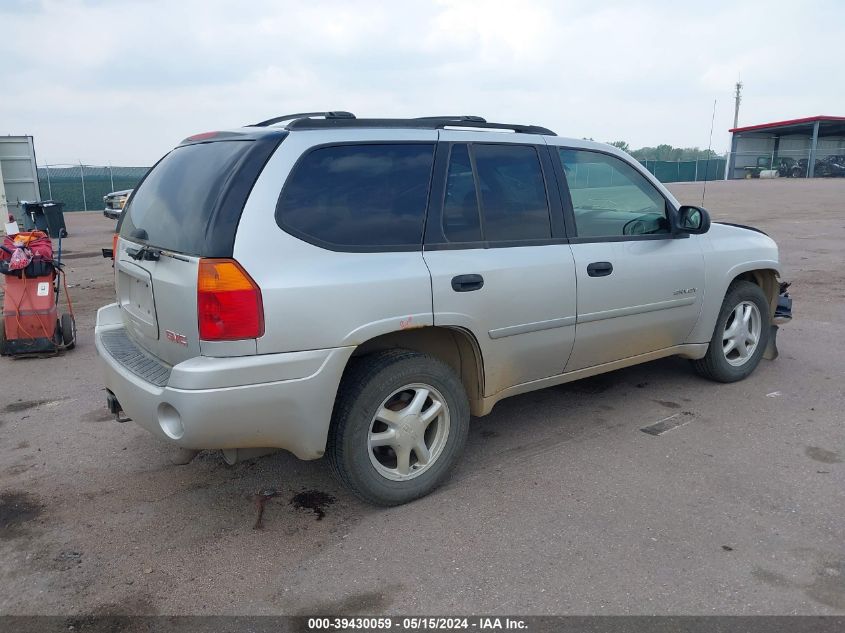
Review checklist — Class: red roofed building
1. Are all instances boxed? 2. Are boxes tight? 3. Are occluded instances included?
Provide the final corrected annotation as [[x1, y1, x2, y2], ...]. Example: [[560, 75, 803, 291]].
[[727, 116, 845, 179]]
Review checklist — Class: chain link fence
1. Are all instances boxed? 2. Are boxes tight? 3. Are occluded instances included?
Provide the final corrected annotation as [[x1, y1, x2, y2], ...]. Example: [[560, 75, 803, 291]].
[[639, 158, 726, 183], [37, 164, 149, 212]]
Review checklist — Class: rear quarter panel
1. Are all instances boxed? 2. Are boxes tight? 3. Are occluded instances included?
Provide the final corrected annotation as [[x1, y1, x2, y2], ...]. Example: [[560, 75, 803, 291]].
[[234, 129, 438, 355]]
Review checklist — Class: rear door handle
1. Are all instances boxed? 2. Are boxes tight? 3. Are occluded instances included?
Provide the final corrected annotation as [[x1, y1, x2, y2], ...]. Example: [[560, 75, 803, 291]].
[[587, 261, 613, 277], [451, 274, 484, 292]]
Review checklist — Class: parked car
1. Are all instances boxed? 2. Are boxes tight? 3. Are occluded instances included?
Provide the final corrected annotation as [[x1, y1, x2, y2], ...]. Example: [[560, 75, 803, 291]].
[[103, 189, 133, 220], [95, 112, 791, 506]]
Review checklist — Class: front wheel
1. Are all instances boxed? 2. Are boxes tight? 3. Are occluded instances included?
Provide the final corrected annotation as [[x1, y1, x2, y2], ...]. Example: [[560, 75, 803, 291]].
[[692, 281, 770, 382], [327, 350, 470, 506]]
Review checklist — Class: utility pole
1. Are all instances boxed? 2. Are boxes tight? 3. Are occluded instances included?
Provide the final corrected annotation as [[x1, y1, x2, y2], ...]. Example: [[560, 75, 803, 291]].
[[733, 81, 743, 129]]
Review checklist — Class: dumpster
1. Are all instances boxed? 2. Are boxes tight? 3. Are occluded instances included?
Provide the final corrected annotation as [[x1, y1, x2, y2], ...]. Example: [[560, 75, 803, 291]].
[[22, 201, 67, 238]]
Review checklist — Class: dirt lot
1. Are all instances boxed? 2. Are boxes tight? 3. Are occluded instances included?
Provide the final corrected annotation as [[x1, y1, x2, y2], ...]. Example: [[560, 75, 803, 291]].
[[1, 178, 843, 616]]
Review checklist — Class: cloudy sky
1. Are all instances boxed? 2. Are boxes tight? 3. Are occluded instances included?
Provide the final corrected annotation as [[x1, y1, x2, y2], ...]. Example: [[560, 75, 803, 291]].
[[2, 0, 842, 166]]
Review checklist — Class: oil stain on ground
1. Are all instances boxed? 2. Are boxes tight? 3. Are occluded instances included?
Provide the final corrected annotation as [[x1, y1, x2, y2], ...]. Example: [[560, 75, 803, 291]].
[[805, 446, 842, 464], [0, 491, 42, 539], [4, 400, 51, 413], [290, 490, 336, 521]]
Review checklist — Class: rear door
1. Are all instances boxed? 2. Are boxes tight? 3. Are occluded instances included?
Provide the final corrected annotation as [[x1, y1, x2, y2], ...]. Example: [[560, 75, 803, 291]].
[[552, 147, 705, 371], [116, 135, 281, 365], [423, 132, 577, 397]]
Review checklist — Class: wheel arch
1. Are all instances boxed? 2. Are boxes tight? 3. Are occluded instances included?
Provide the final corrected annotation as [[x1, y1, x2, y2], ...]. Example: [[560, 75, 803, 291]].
[[730, 267, 780, 319], [688, 260, 781, 344], [348, 326, 486, 416]]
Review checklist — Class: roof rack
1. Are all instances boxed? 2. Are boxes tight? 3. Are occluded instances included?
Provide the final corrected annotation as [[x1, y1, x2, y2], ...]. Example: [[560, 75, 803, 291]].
[[251, 111, 356, 127], [284, 116, 556, 136]]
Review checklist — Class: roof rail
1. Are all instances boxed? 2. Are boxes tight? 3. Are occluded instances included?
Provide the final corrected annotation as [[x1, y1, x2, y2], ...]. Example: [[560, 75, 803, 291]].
[[251, 111, 356, 127], [414, 115, 487, 123], [285, 117, 556, 136]]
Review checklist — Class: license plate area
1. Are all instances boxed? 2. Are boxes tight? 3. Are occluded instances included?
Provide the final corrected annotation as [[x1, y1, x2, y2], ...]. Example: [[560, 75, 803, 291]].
[[118, 260, 159, 340]]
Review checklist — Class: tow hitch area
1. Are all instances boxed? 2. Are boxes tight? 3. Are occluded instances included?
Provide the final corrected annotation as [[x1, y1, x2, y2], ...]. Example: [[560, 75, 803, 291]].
[[106, 390, 130, 423]]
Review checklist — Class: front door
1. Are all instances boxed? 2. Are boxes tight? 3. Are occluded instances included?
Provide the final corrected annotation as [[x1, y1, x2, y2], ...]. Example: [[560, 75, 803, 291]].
[[553, 147, 706, 371]]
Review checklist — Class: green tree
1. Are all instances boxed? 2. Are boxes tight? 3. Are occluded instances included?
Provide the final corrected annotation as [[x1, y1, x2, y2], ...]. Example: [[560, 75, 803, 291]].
[[608, 140, 630, 153]]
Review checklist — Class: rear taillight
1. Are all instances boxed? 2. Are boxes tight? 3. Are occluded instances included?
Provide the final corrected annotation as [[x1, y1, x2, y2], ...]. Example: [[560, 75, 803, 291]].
[[197, 259, 264, 341], [112, 233, 118, 259]]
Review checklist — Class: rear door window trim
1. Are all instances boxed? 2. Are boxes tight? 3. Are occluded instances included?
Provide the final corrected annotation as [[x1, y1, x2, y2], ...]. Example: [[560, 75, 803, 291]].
[[424, 140, 567, 250]]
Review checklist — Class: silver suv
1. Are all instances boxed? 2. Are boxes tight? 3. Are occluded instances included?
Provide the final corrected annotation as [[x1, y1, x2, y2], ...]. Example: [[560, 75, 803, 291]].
[[96, 112, 791, 506]]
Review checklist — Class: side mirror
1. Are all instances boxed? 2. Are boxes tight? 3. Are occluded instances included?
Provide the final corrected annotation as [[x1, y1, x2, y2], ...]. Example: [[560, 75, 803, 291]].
[[676, 205, 711, 235]]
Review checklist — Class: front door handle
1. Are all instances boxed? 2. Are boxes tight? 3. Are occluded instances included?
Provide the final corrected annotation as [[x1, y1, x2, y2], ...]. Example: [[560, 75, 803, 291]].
[[451, 274, 484, 292], [587, 261, 613, 277]]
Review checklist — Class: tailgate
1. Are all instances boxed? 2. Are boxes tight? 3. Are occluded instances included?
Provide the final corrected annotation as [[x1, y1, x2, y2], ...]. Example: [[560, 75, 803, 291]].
[[115, 238, 200, 366]]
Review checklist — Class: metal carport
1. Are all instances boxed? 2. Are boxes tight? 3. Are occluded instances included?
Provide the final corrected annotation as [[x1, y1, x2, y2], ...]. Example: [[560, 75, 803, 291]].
[[727, 115, 845, 179]]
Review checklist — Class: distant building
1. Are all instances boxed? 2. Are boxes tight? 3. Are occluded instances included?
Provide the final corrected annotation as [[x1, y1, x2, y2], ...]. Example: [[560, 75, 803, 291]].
[[727, 116, 845, 179]]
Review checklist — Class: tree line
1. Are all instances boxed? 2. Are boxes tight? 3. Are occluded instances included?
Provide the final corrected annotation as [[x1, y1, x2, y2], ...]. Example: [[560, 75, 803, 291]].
[[607, 141, 720, 161]]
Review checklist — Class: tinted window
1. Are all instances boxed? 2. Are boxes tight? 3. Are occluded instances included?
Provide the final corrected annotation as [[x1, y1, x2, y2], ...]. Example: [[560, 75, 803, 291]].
[[121, 141, 251, 254], [442, 144, 482, 242], [277, 144, 434, 248], [474, 144, 551, 242], [558, 149, 669, 238]]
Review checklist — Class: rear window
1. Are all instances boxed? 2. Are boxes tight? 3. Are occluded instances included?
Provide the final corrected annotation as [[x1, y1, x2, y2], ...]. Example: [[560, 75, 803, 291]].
[[120, 140, 252, 254], [276, 143, 435, 249]]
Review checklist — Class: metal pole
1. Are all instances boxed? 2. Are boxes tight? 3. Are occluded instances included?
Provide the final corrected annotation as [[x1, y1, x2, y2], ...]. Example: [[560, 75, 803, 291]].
[[109, 163, 115, 192], [46, 165, 52, 199], [79, 160, 88, 211], [727, 134, 739, 180], [807, 120, 820, 178]]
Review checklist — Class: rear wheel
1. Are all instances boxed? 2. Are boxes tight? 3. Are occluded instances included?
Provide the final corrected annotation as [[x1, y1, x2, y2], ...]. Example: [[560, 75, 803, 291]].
[[692, 281, 769, 382], [327, 350, 470, 506], [60, 313, 76, 349]]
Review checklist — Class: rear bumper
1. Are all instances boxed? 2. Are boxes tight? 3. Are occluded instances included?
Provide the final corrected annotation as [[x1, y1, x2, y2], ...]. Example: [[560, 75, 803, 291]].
[[94, 303, 354, 459], [103, 209, 122, 220]]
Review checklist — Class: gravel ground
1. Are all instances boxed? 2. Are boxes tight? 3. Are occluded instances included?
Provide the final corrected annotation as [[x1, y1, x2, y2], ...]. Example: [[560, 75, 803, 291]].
[[0, 178, 843, 616]]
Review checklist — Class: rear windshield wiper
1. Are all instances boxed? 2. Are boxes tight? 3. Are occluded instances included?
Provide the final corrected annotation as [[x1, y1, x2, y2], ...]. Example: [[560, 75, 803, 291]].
[[127, 244, 161, 261]]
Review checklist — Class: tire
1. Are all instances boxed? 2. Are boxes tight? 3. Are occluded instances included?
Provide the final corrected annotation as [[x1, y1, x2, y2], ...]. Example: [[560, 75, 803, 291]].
[[0, 319, 6, 356], [692, 280, 770, 383], [60, 313, 76, 349], [327, 349, 470, 506]]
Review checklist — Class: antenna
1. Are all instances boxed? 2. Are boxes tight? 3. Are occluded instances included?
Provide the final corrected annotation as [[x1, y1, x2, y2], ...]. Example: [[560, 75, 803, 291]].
[[702, 98, 717, 207]]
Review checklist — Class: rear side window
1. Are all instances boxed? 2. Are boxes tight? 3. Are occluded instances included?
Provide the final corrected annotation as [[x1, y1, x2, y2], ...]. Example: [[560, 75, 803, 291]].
[[473, 144, 551, 242], [442, 145, 482, 242], [276, 144, 435, 249], [121, 141, 252, 255]]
